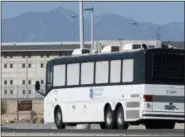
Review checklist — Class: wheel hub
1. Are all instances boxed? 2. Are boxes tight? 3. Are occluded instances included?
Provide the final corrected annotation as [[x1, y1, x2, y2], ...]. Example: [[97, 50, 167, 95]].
[[56, 112, 62, 123], [117, 112, 123, 124], [106, 111, 112, 125]]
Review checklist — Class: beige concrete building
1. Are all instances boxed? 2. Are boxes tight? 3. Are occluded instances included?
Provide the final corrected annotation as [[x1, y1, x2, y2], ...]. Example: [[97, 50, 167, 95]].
[[1, 40, 183, 99], [1, 41, 91, 99]]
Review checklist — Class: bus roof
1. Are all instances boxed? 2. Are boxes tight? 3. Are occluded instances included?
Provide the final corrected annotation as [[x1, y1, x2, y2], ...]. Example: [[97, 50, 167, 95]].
[[47, 48, 184, 66]]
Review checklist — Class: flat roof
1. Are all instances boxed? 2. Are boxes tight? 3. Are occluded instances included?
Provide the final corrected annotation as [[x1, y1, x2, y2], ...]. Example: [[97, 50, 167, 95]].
[[2, 41, 91, 46], [1, 40, 184, 53], [2, 41, 91, 52]]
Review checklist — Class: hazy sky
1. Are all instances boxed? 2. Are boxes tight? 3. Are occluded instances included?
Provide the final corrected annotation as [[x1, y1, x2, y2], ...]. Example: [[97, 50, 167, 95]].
[[2, 1, 184, 25]]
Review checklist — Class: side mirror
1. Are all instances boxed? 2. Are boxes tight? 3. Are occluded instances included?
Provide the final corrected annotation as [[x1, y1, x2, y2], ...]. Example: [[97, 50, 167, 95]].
[[35, 81, 40, 91]]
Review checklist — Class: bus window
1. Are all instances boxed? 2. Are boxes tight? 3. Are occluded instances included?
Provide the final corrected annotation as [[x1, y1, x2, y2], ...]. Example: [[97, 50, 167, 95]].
[[46, 64, 53, 93], [152, 53, 184, 84], [162, 54, 184, 79], [133, 44, 141, 49]]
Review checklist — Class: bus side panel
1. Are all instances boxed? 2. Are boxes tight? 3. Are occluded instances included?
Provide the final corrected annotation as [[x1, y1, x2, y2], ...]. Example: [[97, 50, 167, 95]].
[[44, 90, 56, 123], [43, 85, 144, 123]]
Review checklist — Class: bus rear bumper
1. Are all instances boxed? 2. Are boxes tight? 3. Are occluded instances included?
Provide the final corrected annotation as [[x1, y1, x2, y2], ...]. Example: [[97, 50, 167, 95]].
[[141, 111, 185, 121]]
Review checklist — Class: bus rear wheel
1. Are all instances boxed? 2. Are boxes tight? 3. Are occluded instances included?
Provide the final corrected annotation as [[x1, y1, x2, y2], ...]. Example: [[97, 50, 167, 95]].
[[100, 106, 116, 129], [162, 121, 175, 129], [115, 106, 128, 129], [54, 107, 65, 129], [145, 120, 164, 129]]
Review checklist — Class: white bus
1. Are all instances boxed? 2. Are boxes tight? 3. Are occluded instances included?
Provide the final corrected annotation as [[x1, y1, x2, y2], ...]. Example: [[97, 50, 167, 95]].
[[35, 47, 184, 129]]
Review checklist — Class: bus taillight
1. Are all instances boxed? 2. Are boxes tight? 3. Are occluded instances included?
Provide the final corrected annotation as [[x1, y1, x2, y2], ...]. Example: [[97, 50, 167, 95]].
[[143, 95, 153, 102]]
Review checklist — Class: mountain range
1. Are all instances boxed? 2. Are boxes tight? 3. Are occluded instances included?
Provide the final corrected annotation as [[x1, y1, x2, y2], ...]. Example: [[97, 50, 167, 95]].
[[2, 6, 184, 42]]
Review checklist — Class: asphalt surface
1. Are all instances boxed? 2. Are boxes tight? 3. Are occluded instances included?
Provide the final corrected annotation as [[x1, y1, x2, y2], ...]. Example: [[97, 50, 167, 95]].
[[1, 124, 184, 136]]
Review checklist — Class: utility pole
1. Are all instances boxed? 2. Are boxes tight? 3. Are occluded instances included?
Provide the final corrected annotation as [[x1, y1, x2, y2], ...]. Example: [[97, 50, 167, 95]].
[[71, 14, 78, 41], [84, 7, 94, 51], [132, 22, 138, 43]]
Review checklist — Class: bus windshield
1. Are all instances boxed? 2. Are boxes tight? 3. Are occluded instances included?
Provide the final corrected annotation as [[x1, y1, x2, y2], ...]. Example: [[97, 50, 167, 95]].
[[46, 64, 53, 94], [152, 53, 184, 84]]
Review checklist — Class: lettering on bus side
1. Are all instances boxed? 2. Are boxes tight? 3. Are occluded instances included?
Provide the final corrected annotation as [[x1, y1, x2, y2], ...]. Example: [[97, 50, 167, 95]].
[[89, 87, 103, 99], [166, 89, 177, 94], [89, 88, 94, 99]]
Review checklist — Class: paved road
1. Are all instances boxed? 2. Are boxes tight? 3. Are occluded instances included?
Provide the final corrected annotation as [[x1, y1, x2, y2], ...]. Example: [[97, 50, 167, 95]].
[[2, 128, 184, 136], [1, 123, 184, 130], [1, 124, 184, 136]]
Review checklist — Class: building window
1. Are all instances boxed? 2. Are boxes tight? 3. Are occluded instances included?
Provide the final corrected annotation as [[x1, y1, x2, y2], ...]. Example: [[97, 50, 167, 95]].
[[10, 64, 13, 68], [28, 63, 31, 68], [22, 55, 25, 58], [28, 80, 31, 84], [40, 63, 44, 68], [4, 64, 7, 68], [22, 64, 25, 68], [10, 80, 13, 85], [28, 90, 31, 94], [4, 90, 7, 94], [4, 56, 7, 58], [41, 80, 44, 84], [41, 55, 43, 58], [28, 55, 31, 58], [10, 90, 13, 94], [47, 54, 50, 58], [22, 80, 25, 84], [10, 56, 13, 58], [22, 90, 25, 94], [4, 80, 7, 85]]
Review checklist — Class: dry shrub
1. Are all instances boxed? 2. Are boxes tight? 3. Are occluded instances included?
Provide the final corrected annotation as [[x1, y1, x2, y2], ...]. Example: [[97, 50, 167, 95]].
[[9, 119, 16, 123], [32, 116, 38, 124], [30, 110, 38, 124], [1, 100, 7, 115], [30, 110, 37, 119], [39, 116, 44, 124]]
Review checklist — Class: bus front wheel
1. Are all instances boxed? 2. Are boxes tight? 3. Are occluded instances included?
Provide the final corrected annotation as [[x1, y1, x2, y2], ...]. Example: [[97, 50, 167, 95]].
[[54, 107, 65, 129]]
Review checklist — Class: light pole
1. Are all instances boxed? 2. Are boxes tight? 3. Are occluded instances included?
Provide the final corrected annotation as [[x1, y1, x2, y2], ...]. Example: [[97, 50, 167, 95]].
[[156, 26, 161, 47], [84, 7, 94, 51], [79, 0, 84, 49], [71, 14, 78, 41], [118, 38, 123, 52], [76, 0, 90, 130], [132, 22, 138, 43]]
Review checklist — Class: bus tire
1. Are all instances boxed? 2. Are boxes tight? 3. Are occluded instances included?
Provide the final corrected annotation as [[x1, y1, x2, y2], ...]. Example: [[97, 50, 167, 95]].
[[54, 107, 65, 129], [102, 106, 116, 129], [163, 121, 175, 129], [115, 106, 128, 129], [100, 122, 106, 129], [145, 120, 163, 129]]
